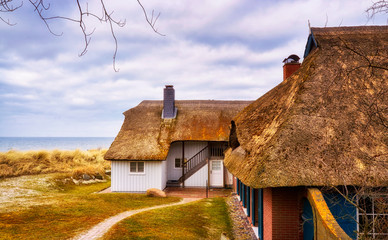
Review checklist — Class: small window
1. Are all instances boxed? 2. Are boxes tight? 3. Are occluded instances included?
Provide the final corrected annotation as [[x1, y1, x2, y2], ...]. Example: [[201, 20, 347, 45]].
[[130, 162, 144, 173], [212, 161, 222, 170], [175, 158, 182, 168]]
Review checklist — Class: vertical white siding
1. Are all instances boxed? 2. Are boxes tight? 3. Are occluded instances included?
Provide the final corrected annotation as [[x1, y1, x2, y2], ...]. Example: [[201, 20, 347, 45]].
[[111, 161, 163, 192], [161, 160, 167, 190], [166, 141, 208, 181], [225, 168, 233, 186], [185, 163, 208, 187]]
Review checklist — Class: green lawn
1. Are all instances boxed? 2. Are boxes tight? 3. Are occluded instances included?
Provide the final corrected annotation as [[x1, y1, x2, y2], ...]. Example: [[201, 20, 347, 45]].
[[0, 175, 180, 240], [103, 197, 234, 240]]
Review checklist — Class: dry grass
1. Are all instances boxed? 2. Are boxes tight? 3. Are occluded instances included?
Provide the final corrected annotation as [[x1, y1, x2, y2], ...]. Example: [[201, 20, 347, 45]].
[[0, 149, 109, 178]]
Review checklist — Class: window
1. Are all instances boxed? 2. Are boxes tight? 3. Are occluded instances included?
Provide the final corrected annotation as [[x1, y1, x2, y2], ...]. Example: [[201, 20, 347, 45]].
[[211, 160, 221, 170], [174, 158, 187, 168], [358, 194, 388, 239], [130, 162, 144, 173], [175, 158, 182, 168]]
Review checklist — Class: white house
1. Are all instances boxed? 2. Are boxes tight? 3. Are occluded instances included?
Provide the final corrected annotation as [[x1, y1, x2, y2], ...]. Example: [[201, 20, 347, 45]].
[[105, 85, 252, 192]]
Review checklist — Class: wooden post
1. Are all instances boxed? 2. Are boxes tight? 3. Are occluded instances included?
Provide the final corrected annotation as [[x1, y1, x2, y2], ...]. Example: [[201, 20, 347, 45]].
[[207, 158, 210, 191], [182, 141, 185, 188], [206, 180, 208, 198], [207, 141, 211, 190]]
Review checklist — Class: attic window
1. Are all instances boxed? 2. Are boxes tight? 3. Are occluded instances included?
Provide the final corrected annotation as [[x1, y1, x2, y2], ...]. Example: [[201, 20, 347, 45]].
[[130, 162, 144, 173]]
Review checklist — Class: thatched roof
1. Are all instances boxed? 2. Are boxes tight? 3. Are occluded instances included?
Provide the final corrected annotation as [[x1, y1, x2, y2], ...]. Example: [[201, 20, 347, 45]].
[[224, 26, 388, 188], [105, 100, 252, 161]]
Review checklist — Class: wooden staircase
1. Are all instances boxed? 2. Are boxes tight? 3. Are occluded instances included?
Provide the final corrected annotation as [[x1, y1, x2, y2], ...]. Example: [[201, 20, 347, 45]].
[[178, 146, 209, 183]]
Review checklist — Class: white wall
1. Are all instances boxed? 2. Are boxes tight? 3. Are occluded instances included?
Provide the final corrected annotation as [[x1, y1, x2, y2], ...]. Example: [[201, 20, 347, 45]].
[[166, 141, 208, 181], [185, 163, 208, 187], [161, 160, 167, 190], [225, 168, 233, 186], [111, 161, 164, 192]]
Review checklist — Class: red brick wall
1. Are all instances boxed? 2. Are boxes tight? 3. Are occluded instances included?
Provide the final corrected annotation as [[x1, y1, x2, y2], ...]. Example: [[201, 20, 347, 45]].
[[263, 188, 273, 240], [272, 188, 302, 240]]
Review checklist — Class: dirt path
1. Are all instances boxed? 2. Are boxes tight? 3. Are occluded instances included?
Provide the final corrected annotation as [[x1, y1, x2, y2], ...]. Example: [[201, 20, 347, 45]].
[[72, 198, 199, 240]]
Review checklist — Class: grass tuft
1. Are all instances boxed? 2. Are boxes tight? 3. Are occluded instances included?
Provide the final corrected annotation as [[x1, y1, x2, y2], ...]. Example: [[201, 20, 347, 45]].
[[0, 149, 109, 178]]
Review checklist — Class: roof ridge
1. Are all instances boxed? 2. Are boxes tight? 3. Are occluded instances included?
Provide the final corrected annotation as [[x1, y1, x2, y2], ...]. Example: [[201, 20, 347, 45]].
[[311, 25, 388, 35], [140, 99, 253, 105]]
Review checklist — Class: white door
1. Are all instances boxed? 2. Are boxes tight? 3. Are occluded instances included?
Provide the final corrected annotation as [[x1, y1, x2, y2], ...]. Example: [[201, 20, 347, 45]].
[[210, 160, 223, 187]]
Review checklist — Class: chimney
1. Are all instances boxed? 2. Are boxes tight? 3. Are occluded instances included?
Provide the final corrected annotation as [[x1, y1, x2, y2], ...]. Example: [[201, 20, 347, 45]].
[[162, 85, 177, 119], [283, 54, 301, 81]]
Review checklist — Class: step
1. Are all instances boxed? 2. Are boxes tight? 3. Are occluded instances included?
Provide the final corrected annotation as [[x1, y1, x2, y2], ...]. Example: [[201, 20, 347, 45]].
[[166, 180, 182, 187]]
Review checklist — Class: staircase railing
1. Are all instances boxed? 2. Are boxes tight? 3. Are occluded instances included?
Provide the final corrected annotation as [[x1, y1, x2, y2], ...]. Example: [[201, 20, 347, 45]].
[[184, 145, 208, 175], [179, 143, 228, 183]]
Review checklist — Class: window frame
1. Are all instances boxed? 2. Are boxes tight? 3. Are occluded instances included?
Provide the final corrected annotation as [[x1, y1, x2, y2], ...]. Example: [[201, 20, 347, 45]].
[[174, 158, 182, 169], [129, 161, 145, 174], [357, 194, 388, 239]]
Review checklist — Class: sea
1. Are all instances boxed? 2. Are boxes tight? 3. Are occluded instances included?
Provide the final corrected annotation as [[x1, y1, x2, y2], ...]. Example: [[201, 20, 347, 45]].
[[0, 137, 115, 152]]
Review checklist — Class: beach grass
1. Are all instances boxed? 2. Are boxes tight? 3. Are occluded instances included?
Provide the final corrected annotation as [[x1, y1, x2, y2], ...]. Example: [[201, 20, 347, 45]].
[[0, 149, 109, 178], [103, 197, 234, 240]]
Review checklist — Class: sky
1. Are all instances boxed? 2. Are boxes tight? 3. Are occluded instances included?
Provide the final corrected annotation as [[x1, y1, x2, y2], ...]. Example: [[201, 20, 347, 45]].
[[0, 0, 386, 137]]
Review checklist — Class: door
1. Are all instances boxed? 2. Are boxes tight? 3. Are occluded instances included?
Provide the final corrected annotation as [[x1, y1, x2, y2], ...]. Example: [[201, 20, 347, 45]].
[[210, 160, 223, 187]]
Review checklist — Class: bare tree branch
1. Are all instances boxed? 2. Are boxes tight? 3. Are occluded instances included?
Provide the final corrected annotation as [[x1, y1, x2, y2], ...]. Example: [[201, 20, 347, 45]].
[[366, 0, 388, 21], [0, 0, 22, 25], [137, 0, 165, 36], [0, 0, 165, 72]]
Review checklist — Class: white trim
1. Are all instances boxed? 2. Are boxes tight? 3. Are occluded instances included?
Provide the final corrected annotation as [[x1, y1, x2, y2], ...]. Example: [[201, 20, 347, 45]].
[[252, 226, 259, 239]]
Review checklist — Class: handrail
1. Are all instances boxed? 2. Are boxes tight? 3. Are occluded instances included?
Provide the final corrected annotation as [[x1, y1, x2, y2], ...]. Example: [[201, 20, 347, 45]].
[[184, 145, 208, 174], [180, 143, 228, 183]]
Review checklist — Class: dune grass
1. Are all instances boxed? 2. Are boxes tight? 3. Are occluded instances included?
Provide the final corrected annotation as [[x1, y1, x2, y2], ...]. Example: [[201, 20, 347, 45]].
[[103, 197, 234, 240], [0, 175, 180, 240], [0, 149, 109, 178]]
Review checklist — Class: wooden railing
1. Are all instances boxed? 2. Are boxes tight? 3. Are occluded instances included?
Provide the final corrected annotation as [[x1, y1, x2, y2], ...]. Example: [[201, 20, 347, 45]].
[[180, 143, 228, 183], [210, 146, 226, 158], [184, 145, 209, 175]]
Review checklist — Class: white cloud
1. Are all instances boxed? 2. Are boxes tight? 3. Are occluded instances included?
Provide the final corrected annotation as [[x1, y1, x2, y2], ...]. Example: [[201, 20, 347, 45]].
[[0, 0, 385, 137]]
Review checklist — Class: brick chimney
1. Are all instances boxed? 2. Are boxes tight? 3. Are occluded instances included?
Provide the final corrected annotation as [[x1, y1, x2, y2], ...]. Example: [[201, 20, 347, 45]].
[[162, 85, 177, 119], [283, 54, 301, 81]]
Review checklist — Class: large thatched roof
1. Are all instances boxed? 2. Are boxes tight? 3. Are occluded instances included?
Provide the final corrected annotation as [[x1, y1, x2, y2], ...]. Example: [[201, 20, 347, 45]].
[[105, 100, 252, 161], [224, 26, 388, 188]]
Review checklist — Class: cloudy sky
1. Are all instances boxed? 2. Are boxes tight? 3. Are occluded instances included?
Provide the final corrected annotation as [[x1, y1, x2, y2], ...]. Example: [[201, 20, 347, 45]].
[[0, 0, 386, 137]]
